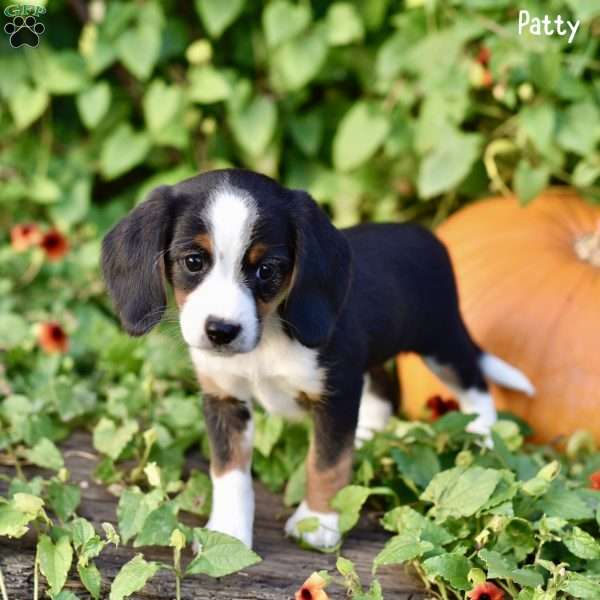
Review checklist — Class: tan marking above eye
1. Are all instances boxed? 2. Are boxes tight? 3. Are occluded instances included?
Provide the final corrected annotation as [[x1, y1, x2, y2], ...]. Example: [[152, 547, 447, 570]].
[[247, 242, 268, 266], [194, 232, 213, 254]]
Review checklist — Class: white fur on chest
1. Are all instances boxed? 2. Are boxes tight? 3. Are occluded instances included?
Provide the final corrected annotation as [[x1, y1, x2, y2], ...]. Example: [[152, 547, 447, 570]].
[[190, 320, 324, 417]]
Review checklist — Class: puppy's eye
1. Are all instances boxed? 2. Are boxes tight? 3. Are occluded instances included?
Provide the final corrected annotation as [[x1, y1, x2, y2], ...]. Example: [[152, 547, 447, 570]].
[[184, 253, 205, 273], [257, 263, 275, 281]]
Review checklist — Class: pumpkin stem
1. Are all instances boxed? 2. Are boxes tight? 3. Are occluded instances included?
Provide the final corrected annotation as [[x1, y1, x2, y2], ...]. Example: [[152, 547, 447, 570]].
[[575, 222, 600, 267]]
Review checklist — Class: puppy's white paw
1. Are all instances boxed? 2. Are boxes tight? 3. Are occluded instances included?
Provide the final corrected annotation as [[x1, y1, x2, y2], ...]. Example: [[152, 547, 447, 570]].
[[460, 389, 497, 446], [202, 469, 254, 549], [285, 501, 341, 550]]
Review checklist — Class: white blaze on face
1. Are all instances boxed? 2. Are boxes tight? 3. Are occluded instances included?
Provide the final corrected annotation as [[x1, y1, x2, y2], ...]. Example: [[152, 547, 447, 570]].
[[180, 186, 259, 352]]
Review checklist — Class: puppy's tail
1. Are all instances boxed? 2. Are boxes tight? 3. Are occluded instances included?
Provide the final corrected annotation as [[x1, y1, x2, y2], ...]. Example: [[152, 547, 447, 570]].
[[479, 353, 535, 396]]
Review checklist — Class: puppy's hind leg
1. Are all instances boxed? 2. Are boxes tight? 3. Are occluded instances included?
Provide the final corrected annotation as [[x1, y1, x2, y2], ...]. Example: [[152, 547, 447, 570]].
[[356, 366, 396, 446], [424, 352, 497, 437], [424, 322, 498, 438]]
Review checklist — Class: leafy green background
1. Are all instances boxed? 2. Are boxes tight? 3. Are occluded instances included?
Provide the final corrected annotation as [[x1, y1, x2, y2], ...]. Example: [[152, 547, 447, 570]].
[[1, 0, 600, 598]]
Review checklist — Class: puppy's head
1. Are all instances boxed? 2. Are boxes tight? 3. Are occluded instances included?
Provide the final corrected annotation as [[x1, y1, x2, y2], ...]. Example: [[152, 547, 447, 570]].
[[101, 169, 351, 354]]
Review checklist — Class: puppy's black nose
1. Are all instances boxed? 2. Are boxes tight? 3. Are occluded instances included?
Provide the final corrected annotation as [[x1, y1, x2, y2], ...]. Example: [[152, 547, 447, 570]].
[[205, 318, 241, 346]]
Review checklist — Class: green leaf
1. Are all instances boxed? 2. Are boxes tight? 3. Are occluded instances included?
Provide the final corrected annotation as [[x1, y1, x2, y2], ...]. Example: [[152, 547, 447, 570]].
[[78, 562, 102, 600], [195, 0, 245, 38], [513, 159, 550, 204], [289, 111, 323, 157], [423, 553, 472, 591], [326, 3, 364, 46], [563, 526, 600, 560], [134, 503, 178, 547], [143, 80, 182, 132], [53, 379, 97, 422], [536, 482, 594, 521], [565, 0, 600, 21], [69, 517, 96, 551], [263, 0, 310, 47], [117, 488, 153, 542], [561, 572, 600, 599], [573, 158, 600, 188], [519, 104, 556, 155], [391, 445, 440, 489], [44, 51, 89, 94], [297, 516, 320, 533], [529, 51, 561, 94], [25, 439, 64, 471], [381, 506, 454, 546], [420, 466, 502, 521], [0, 313, 29, 349], [8, 83, 49, 130], [176, 471, 212, 516], [109, 554, 160, 600], [0, 494, 44, 538], [48, 481, 81, 522], [373, 533, 433, 572], [418, 131, 482, 199], [117, 24, 161, 80], [76, 82, 111, 129], [254, 413, 284, 457], [284, 460, 306, 507], [99, 124, 150, 178], [12, 493, 45, 515], [38, 534, 73, 598], [331, 485, 371, 534], [272, 25, 328, 92], [229, 95, 277, 156], [54, 592, 78, 600], [333, 101, 390, 172], [187, 529, 261, 577], [557, 102, 600, 156], [93, 417, 139, 460], [188, 66, 231, 104], [478, 549, 545, 588]]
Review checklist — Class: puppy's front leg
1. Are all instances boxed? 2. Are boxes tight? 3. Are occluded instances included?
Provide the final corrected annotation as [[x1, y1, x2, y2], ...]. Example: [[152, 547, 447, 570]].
[[286, 376, 361, 549], [203, 394, 254, 548]]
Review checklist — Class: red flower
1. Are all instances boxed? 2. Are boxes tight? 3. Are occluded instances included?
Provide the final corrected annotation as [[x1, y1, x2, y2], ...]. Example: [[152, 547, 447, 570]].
[[477, 46, 491, 66], [295, 573, 330, 600], [589, 470, 600, 490], [468, 582, 504, 600], [10, 223, 42, 251], [426, 395, 460, 421], [38, 322, 69, 353], [39, 229, 69, 261]]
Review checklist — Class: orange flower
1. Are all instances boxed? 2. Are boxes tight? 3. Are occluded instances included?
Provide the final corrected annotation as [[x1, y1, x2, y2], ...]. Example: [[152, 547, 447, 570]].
[[468, 582, 504, 600], [39, 229, 69, 261], [295, 572, 330, 600], [426, 395, 460, 421], [589, 470, 600, 490], [10, 223, 42, 251], [481, 69, 493, 88], [38, 322, 69, 353]]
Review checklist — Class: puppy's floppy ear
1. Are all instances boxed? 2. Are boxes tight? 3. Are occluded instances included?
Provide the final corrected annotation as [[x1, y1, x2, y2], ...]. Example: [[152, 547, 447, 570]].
[[283, 190, 352, 348], [101, 185, 176, 336]]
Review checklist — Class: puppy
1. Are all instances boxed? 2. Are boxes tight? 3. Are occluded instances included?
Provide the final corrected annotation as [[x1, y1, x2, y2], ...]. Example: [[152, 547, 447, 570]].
[[101, 169, 534, 550]]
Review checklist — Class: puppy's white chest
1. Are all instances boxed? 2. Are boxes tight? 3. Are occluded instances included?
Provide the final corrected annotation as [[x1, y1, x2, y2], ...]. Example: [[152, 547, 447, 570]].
[[190, 322, 324, 417]]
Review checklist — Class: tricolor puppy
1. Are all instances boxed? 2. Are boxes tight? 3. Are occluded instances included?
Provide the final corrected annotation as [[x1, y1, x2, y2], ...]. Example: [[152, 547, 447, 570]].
[[101, 169, 534, 550]]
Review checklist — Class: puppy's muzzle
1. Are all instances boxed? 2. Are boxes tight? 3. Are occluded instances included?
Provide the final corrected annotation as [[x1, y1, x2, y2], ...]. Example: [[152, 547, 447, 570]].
[[205, 317, 242, 347]]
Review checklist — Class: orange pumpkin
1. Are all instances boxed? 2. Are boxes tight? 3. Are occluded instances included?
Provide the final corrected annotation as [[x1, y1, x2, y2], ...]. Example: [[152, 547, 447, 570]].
[[398, 188, 600, 443]]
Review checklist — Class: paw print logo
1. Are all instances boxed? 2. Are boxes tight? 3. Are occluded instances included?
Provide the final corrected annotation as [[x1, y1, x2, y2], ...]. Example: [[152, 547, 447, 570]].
[[4, 15, 45, 48]]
